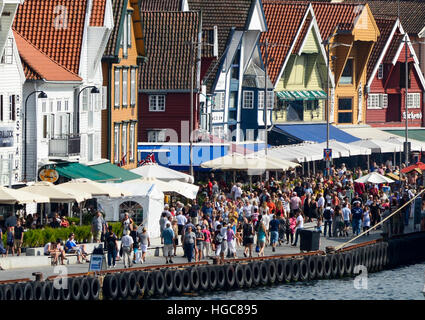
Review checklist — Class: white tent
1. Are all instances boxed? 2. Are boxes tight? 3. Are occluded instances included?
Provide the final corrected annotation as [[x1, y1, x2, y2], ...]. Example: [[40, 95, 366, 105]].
[[133, 177, 199, 199], [327, 140, 371, 156], [350, 139, 402, 153], [386, 136, 425, 152], [267, 143, 323, 162], [355, 172, 395, 184], [130, 163, 194, 183], [97, 182, 164, 238], [60, 178, 132, 198], [0, 186, 49, 204], [20, 181, 79, 203]]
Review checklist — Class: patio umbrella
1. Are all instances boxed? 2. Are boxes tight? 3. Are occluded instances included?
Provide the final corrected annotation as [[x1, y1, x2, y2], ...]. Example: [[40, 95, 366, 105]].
[[354, 172, 395, 184], [131, 163, 194, 183], [54, 185, 93, 203], [401, 162, 425, 174], [20, 181, 79, 202], [135, 177, 199, 199], [350, 139, 402, 153], [59, 178, 133, 198], [0, 186, 49, 204]]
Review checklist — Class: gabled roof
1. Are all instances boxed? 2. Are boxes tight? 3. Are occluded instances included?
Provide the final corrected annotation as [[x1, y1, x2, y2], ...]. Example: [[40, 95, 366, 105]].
[[138, 11, 199, 91], [260, 1, 309, 85], [383, 33, 404, 64], [187, 0, 254, 92], [13, 0, 88, 75], [139, 0, 182, 11], [90, 0, 107, 26], [14, 30, 82, 82], [104, 0, 126, 57]]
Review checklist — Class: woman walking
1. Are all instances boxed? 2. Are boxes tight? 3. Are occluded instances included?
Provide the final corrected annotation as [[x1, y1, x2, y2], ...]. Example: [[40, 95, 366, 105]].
[[362, 206, 371, 236], [105, 226, 118, 268], [139, 227, 150, 264], [242, 217, 254, 258], [256, 216, 268, 257], [195, 225, 205, 261]]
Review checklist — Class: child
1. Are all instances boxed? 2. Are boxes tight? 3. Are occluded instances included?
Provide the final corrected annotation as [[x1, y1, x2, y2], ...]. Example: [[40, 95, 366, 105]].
[[6, 226, 14, 256], [314, 217, 324, 233]]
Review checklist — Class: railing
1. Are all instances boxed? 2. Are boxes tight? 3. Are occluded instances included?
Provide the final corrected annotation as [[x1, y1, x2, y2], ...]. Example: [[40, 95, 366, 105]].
[[48, 134, 81, 157]]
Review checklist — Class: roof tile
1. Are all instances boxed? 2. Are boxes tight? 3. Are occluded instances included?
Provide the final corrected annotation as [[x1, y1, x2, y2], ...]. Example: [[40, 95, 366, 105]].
[[90, 0, 106, 26], [104, 0, 126, 57], [139, 0, 182, 11]]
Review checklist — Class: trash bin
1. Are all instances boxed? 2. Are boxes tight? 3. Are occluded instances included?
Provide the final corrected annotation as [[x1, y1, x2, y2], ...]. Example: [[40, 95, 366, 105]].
[[300, 229, 320, 251]]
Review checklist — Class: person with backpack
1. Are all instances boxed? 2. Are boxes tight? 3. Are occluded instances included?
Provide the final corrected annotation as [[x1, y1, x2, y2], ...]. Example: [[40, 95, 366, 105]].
[[105, 225, 118, 268], [242, 217, 254, 258], [323, 203, 334, 238]]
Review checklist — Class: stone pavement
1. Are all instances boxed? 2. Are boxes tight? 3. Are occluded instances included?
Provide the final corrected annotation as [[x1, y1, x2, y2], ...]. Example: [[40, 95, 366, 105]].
[[0, 220, 389, 282]]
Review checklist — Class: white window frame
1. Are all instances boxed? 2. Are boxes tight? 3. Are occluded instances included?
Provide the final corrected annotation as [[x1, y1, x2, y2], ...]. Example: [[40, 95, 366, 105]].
[[378, 63, 384, 79], [42, 100, 47, 113], [367, 94, 380, 109], [267, 91, 274, 109], [212, 126, 224, 139], [127, 12, 132, 48], [64, 99, 69, 111], [9, 95, 15, 121], [242, 91, 254, 109], [1, 38, 13, 64], [122, 124, 127, 162], [122, 14, 128, 57], [114, 68, 120, 107], [122, 68, 128, 107], [114, 124, 120, 163], [102, 86, 107, 110], [258, 91, 264, 109], [82, 90, 88, 111], [149, 95, 165, 112], [57, 99, 62, 112], [407, 93, 420, 109], [130, 68, 136, 106], [129, 123, 135, 162], [147, 130, 166, 142], [212, 92, 225, 110], [380, 94, 388, 109]]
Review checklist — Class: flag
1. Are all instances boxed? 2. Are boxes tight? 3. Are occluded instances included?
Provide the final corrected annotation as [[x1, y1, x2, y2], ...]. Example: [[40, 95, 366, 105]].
[[118, 153, 127, 167], [138, 153, 156, 166]]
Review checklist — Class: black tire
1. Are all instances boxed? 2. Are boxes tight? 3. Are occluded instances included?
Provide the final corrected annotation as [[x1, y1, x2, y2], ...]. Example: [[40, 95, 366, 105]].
[[182, 269, 191, 293], [13, 283, 24, 300], [259, 261, 269, 285], [164, 269, 175, 295], [337, 253, 345, 278], [32, 281, 44, 300], [235, 264, 245, 288], [276, 259, 285, 283], [155, 271, 166, 296], [382, 242, 389, 268], [190, 267, 200, 292], [52, 284, 61, 301], [216, 266, 226, 289], [61, 280, 71, 301], [199, 267, 209, 291], [3, 284, 14, 300], [224, 264, 236, 289], [316, 256, 324, 279], [330, 254, 338, 278], [267, 260, 277, 284], [291, 259, 300, 282], [22, 282, 34, 300], [306, 256, 316, 280], [103, 274, 118, 300], [323, 255, 332, 279], [299, 259, 309, 281], [173, 270, 183, 295], [208, 266, 217, 290], [89, 277, 101, 300], [352, 249, 359, 272], [70, 277, 81, 301], [145, 272, 156, 297], [283, 259, 292, 282], [243, 264, 253, 288], [79, 277, 91, 301], [118, 273, 129, 299], [251, 262, 261, 286], [344, 252, 353, 276], [127, 272, 139, 298], [0, 285, 3, 301], [136, 271, 147, 297]]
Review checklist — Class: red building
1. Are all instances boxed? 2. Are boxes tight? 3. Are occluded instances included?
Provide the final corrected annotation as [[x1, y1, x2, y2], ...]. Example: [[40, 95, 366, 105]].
[[366, 18, 425, 128]]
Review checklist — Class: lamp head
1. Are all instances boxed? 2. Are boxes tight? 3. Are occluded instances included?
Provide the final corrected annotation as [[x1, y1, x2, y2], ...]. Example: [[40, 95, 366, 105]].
[[90, 87, 100, 94], [38, 91, 48, 99]]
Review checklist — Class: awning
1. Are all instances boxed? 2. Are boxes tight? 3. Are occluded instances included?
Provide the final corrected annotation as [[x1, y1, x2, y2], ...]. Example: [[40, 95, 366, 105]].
[[276, 90, 327, 101], [273, 124, 360, 144], [89, 162, 141, 183], [54, 162, 116, 182], [385, 129, 425, 142]]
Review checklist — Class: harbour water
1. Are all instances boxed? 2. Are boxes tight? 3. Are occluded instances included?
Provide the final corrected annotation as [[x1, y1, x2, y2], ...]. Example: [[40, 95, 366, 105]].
[[166, 263, 425, 300]]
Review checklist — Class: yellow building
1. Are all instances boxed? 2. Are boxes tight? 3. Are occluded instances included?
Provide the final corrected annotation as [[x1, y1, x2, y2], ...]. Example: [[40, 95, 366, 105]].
[[101, 0, 145, 169]]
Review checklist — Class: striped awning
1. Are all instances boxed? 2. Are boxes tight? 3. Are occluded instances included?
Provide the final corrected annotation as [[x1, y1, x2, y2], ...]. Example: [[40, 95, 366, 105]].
[[276, 90, 327, 101]]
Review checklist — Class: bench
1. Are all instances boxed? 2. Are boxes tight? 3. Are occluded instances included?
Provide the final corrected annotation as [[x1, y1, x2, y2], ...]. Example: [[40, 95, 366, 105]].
[[48, 253, 92, 266]]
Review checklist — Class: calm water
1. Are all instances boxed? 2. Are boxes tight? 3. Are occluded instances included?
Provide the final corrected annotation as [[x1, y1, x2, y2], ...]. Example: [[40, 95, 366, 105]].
[[166, 263, 425, 300]]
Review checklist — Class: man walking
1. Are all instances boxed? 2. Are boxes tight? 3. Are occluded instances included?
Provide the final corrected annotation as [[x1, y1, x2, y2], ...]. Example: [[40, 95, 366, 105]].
[[269, 215, 280, 252], [291, 210, 304, 247], [121, 230, 134, 268], [13, 220, 24, 256], [351, 202, 363, 236], [323, 203, 334, 238], [92, 211, 106, 243], [162, 222, 174, 264]]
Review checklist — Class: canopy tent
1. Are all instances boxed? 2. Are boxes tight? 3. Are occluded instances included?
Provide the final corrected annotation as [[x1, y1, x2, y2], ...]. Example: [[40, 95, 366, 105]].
[[0, 186, 49, 204], [54, 162, 116, 182], [97, 183, 164, 238], [59, 178, 133, 198], [386, 136, 425, 152], [132, 177, 199, 199], [354, 172, 395, 184], [349, 139, 402, 153], [267, 143, 323, 162], [316, 140, 350, 158], [20, 181, 80, 203], [130, 163, 194, 183], [325, 140, 371, 156], [54, 185, 93, 203], [401, 162, 425, 174]]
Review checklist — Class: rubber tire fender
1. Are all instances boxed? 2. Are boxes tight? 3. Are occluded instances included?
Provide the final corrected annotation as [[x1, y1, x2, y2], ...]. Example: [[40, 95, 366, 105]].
[[89, 277, 101, 300], [251, 261, 261, 286], [173, 269, 183, 295], [127, 272, 139, 298], [337, 253, 345, 278], [216, 265, 226, 289], [207, 266, 217, 291], [299, 259, 309, 281], [13, 283, 24, 300], [22, 282, 34, 300], [306, 256, 317, 280], [259, 261, 269, 285], [0, 285, 4, 301], [291, 259, 300, 282], [275, 259, 285, 283], [181, 269, 191, 293], [190, 267, 200, 292], [79, 277, 91, 301], [164, 269, 175, 295], [315, 256, 324, 279], [243, 263, 253, 288], [234, 264, 245, 288], [3, 284, 14, 300], [267, 260, 277, 284], [52, 283, 61, 301], [118, 273, 129, 299], [32, 281, 44, 300], [155, 270, 166, 296], [344, 252, 353, 276], [70, 277, 81, 301], [283, 259, 292, 282], [43, 281, 53, 300], [145, 272, 156, 297], [330, 254, 339, 279], [323, 255, 332, 279], [199, 267, 209, 291], [136, 271, 147, 297], [60, 281, 71, 301]]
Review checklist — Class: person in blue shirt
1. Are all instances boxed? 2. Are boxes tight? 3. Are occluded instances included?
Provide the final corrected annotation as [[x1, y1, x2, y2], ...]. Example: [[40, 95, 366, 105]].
[[65, 233, 89, 263], [269, 215, 280, 252], [351, 202, 363, 236], [162, 223, 175, 264]]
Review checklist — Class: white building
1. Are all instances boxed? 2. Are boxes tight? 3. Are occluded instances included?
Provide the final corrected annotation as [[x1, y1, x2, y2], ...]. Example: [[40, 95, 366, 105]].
[[14, 0, 113, 182], [0, 0, 25, 186]]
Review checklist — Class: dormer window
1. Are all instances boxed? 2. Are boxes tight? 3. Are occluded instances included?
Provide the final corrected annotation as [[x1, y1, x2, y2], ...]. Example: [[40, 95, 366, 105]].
[[340, 59, 353, 85], [378, 63, 383, 79]]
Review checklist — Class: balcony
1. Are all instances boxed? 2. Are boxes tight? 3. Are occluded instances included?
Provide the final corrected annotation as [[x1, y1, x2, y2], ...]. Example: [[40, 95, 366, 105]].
[[49, 134, 81, 157]]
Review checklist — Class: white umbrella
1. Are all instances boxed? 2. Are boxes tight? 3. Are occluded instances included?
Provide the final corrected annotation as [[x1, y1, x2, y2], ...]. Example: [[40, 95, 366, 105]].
[[135, 177, 199, 199], [131, 163, 194, 183], [386, 136, 425, 152], [350, 139, 402, 153], [54, 185, 93, 203], [20, 181, 79, 202], [59, 178, 133, 198], [0, 186, 49, 204], [354, 172, 395, 184]]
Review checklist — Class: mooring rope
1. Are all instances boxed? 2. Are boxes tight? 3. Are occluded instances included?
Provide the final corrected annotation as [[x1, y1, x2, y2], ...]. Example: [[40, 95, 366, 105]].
[[335, 188, 425, 251]]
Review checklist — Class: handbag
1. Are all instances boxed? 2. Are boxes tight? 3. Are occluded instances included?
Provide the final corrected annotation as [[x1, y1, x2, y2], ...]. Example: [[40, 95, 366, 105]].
[[255, 245, 260, 253], [119, 246, 123, 257]]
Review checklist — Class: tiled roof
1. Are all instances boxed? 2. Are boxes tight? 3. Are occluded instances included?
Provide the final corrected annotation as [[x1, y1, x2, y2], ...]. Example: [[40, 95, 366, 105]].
[[292, 16, 312, 54], [90, 0, 106, 26], [13, 0, 88, 75], [384, 33, 404, 63], [187, 0, 254, 92], [139, 0, 182, 11], [104, 0, 126, 57], [138, 11, 200, 91], [344, 0, 425, 35], [261, 1, 309, 85], [14, 31, 82, 82], [367, 17, 397, 81]]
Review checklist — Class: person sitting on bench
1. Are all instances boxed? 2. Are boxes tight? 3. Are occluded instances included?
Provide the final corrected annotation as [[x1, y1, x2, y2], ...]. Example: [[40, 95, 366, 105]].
[[65, 233, 89, 263]]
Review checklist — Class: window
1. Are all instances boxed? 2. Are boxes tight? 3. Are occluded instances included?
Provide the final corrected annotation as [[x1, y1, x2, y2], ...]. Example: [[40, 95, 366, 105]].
[[43, 115, 48, 139], [243, 91, 253, 109], [122, 124, 127, 163], [229, 92, 237, 109], [1, 38, 13, 64], [306, 100, 319, 110], [130, 68, 136, 106], [122, 68, 128, 107], [231, 48, 241, 80], [0, 95, 3, 121], [147, 130, 166, 142], [114, 124, 120, 163], [82, 90, 88, 111], [88, 95, 94, 129], [378, 64, 384, 79], [9, 95, 15, 121], [258, 91, 264, 109], [64, 99, 69, 111], [380, 94, 388, 109], [127, 12, 132, 48], [49, 99, 54, 112], [149, 95, 165, 111], [212, 92, 225, 110], [102, 86, 107, 110], [267, 91, 274, 109], [114, 68, 120, 107], [57, 100, 62, 112], [340, 59, 353, 85], [407, 93, 420, 109], [122, 14, 128, 57], [129, 123, 135, 162], [50, 114, 55, 138], [367, 94, 380, 109], [338, 98, 353, 123]]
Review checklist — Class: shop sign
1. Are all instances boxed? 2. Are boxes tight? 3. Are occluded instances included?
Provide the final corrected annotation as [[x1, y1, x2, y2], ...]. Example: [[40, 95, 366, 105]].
[[402, 112, 422, 120], [0, 127, 14, 147], [39, 168, 59, 183]]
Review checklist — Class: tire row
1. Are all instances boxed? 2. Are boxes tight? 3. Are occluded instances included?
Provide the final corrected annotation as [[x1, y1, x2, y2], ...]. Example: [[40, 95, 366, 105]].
[[387, 232, 425, 268], [0, 276, 101, 301]]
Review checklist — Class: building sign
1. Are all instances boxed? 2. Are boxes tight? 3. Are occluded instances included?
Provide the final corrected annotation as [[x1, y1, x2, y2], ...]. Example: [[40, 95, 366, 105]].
[[0, 127, 14, 147], [39, 168, 59, 183], [211, 112, 224, 123], [324, 148, 332, 161], [402, 112, 422, 120]]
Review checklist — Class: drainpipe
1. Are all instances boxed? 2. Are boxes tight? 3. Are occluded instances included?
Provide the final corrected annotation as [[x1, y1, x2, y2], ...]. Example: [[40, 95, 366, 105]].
[[107, 61, 112, 161]]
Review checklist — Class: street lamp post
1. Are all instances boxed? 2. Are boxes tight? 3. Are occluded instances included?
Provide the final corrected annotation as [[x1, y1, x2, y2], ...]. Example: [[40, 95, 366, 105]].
[[76, 86, 100, 134], [404, 34, 409, 167], [24, 90, 48, 182]]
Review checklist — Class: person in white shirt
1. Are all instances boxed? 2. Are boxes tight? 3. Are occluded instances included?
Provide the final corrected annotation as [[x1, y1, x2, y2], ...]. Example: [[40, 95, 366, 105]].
[[342, 203, 351, 237], [291, 210, 304, 247], [120, 230, 134, 268], [262, 212, 271, 232], [317, 194, 325, 215]]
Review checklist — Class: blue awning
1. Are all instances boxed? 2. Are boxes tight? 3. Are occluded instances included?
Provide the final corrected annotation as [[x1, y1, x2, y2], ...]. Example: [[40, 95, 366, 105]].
[[273, 124, 360, 144]]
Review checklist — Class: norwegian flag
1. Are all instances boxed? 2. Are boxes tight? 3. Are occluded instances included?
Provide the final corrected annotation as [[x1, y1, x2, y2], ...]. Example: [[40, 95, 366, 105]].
[[118, 153, 127, 167], [138, 153, 156, 166]]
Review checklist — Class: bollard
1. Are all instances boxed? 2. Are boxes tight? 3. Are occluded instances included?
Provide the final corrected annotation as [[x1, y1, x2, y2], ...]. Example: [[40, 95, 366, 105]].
[[32, 272, 43, 282]]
